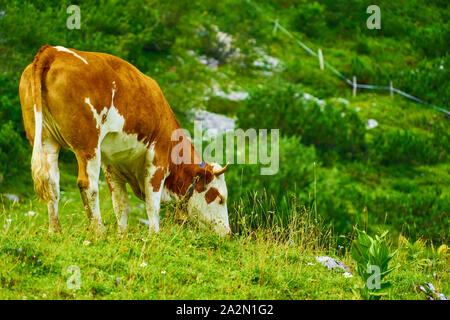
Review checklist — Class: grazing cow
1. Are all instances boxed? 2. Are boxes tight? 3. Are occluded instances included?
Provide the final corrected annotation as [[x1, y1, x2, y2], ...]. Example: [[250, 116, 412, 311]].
[[19, 45, 231, 236]]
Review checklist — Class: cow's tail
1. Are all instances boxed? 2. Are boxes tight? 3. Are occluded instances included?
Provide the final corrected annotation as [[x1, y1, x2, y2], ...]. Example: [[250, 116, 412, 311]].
[[30, 44, 52, 200]]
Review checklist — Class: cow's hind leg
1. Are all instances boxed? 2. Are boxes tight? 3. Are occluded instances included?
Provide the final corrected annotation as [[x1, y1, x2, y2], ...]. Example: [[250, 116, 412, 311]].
[[36, 138, 61, 233], [75, 151, 105, 234], [102, 164, 130, 234]]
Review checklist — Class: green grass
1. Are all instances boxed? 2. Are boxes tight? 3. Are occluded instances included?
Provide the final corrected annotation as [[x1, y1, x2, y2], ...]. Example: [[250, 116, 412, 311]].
[[0, 0, 448, 299], [0, 164, 447, 300]]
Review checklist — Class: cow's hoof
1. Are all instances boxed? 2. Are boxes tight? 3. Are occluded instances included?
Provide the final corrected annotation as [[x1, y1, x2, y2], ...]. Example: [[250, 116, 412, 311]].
[[49, 222, 62, 233], [147, 216, 160, 234], [91, 222, 106, 236], [117, 227, 127, 237], [148, 224, 160, 234]]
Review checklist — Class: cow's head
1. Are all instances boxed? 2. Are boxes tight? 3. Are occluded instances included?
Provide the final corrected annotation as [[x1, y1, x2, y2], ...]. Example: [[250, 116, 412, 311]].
[[187, 162, 230, 236]]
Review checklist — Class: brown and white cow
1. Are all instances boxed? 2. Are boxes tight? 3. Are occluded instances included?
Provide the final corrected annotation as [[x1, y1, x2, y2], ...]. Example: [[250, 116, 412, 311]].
[[19, 45, 230, 236]]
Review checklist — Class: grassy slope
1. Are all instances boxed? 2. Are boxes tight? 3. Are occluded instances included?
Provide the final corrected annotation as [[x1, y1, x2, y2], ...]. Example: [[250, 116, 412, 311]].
[[0, 1, 448, 300], [0, 164, 448, 300]]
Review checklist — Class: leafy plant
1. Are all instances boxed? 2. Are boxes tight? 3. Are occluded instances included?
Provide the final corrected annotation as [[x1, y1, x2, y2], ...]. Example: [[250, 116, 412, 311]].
[[237, 82, 367, 161], [399, 236, 427, 262], [351, 229, 399, 300]]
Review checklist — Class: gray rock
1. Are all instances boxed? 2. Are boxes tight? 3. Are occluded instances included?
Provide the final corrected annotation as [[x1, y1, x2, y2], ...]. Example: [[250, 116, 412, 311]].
[[2, 193, 20, 202], [315, 256, 349, 271], [419, 282, 447, 300], [192, 109, 235, 137]]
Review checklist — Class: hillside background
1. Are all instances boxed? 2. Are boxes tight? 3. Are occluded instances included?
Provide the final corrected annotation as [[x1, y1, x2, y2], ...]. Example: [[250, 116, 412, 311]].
[[0, 0, 448, 246]]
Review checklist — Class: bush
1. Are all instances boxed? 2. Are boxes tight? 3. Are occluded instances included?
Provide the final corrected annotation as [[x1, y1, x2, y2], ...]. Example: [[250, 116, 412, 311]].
[[394, 55, 450, 108], [351, 230, 398, 300], [366, 187, 449, 242], [291, 1, 328, 39], [237, 82, 367, 162], [0, 121, 29, 183], [226, 135, 317, 208], [0, 74, 29, 185], [369, 129, 441, 165]]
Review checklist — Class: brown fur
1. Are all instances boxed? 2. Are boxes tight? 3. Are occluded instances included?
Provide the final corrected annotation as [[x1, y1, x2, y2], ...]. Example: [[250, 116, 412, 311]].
[[150, 167, 166, 192], [205, 187, 222, 204], [20, 45, 221, 201]]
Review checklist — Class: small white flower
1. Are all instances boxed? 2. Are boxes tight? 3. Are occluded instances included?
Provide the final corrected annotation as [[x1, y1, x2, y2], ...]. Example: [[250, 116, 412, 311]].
[[439, 65, 444, 70], [161, 270, 166, 274], [366, 119, 378, 130], [3, 218, 12, 229], [140, 262, 147, 268], [343, 272, 353, 278], [42, 293, 47, 298], [307, 262, 315, 266], [83, 240, 91, 246], [25, 211, 36, 217]]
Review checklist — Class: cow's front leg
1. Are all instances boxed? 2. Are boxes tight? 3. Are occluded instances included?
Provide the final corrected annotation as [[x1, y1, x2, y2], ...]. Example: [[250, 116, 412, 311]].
[[76, 151, 105, 234], [144, 166, 167, 233]]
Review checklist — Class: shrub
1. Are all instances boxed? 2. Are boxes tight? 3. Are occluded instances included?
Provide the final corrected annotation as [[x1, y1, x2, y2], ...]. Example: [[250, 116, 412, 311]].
[[0, 74, 29, 185], [366, 187, 449, 242], [0, 121, 29, 183], [351, 230, 399, 300], [369, 129, 441, 165], [237, 82, 367, 162], [394, 55, 450, 109], [226, 135, 317, 208], [291, 1, 328, 39]]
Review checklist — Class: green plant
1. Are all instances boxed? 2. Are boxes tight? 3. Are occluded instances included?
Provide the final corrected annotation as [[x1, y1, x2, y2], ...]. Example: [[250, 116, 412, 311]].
[[237, 82, 367, 162], [291, 1, 327, 38], [370, 129, 441, 165], [351, 229, 399, 300], [0, 121, 29, 183]]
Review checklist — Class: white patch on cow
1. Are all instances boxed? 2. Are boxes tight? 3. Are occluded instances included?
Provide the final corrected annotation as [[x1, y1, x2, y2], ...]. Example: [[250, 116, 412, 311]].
[[54, 46, 88, 64], [83, 83, 172, 234], [42, 139, 61, 232], [33, 104, 42, 148], [144, 163, 168, 233], [187, 163, 230, 236], [84, 149, 104, 232], [84, 98, 108, 130], [31, 104, 47, 200], [84, 85, 156, 203], [161, 188, 179, 203]]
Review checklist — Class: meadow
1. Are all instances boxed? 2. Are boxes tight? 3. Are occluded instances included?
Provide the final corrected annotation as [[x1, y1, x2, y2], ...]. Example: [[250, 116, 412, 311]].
[[0, 163, 448, 299], [0, 0, 448, 299]]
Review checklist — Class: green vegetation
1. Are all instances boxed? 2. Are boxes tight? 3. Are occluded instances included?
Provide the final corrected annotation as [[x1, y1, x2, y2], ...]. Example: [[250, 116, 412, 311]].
[[0, 0, 448, 299], [351, 230, 398, 300], [0, 165, 448, 299]]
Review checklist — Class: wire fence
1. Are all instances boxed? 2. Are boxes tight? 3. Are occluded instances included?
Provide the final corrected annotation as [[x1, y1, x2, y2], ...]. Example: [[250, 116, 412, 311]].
[[270, 19, 450, 116]]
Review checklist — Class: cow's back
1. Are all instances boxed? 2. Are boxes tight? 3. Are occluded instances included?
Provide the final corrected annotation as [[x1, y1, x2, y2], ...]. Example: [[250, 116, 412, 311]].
[[20, 46, 180, 158]]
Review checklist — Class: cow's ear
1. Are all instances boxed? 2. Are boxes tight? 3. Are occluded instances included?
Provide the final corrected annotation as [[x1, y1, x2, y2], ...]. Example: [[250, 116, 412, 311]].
[[195, 165, 214, 186]]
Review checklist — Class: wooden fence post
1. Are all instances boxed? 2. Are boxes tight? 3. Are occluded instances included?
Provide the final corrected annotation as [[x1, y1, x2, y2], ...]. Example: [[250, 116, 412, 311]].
[[318, 49, 324, 71], [390, 81, 394, 99], [272, 20, 279, 36]]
